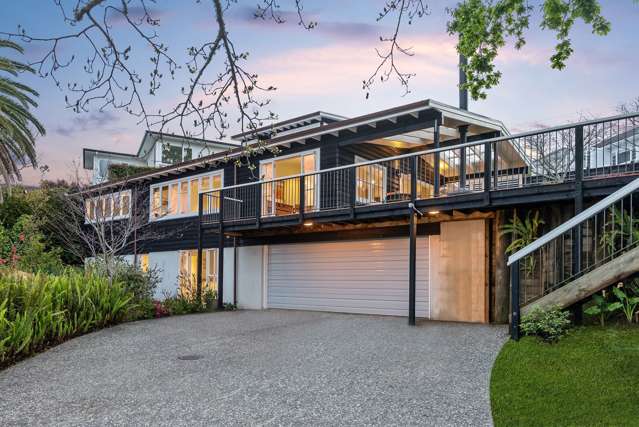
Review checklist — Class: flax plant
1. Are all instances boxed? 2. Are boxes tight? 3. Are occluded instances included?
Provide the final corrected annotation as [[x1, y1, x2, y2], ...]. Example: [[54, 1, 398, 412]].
[[0, 269, 135, 366]]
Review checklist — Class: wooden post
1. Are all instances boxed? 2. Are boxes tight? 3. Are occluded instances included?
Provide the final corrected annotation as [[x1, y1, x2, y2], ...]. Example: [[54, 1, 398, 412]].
[[492, 210, 510, 323]]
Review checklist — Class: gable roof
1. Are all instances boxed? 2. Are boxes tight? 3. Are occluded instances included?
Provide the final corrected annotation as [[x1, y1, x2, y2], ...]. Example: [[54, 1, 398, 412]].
[[83, 131, 240, 170]]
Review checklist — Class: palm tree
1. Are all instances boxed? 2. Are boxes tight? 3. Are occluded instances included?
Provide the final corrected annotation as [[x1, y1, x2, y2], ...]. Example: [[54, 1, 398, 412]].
[[0, 39, 45, 185]]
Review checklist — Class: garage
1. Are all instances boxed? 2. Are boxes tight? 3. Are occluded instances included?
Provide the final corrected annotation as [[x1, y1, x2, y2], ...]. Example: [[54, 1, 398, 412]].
[[267, 237, 430, 317]]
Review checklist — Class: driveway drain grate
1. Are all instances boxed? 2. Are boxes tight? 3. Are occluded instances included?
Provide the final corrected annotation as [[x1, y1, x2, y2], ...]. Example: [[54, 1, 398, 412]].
[[177, 354, 203, 361]]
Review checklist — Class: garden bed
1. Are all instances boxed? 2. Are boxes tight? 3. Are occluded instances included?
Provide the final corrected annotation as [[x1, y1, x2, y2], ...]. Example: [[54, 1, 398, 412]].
[[490, 326, 639, 426]]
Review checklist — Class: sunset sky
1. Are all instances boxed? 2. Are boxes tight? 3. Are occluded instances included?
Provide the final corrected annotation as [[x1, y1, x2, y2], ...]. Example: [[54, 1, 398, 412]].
[[2, 0, 638, 184]]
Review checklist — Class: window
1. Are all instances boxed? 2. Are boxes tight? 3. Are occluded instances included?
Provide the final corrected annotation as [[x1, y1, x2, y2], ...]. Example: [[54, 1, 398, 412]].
[[149, 171, 223, 220], [189, 178, 199, 214], [138, 254, 149, 272], [161, 144, 183, 164], [184, 147, 193, 161], [617, 151, 632, 165], [178, 249, 218, 295], [179, 182, 188, 214], [169, 184, 178, 215], [84, 190, 132, 222], [355, 156, 386, 204], [260, 150, 319, 217]]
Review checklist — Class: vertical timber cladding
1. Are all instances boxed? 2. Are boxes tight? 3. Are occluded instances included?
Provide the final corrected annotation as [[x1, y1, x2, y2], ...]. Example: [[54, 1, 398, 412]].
[[429, 220, 489, 323]]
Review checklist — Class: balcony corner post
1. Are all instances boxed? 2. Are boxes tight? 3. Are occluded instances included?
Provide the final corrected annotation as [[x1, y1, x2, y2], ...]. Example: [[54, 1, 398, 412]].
[[255, 183, 261, 229], [459, 125, 468, 191], [433, 120, 441, 197], [410, 155, 418, 203], [484, 141, 492, 203], [299, 174, 305, 224]]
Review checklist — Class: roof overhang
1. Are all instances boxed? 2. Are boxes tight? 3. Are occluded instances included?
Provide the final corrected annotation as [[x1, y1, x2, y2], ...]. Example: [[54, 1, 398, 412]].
[[231, 111, 347, 141], [86, 99, 511, 191]]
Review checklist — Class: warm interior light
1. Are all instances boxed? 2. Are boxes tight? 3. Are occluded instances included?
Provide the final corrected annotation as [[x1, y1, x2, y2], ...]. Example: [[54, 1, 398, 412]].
[[428, 211, 440, 215], [303, 221, 314, 227]]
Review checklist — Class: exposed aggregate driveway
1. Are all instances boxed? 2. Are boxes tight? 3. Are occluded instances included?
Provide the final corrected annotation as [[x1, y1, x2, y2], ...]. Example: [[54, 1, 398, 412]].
[[0, 310, 507, 426]]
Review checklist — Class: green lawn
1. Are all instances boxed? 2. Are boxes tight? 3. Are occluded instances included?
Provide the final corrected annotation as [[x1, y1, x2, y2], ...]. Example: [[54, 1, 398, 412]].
[[490, 326, 639, 426]]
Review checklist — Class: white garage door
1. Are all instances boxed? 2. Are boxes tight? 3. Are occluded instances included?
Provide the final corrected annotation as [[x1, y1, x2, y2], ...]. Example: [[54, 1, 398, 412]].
[[267, 238, 429, 317]]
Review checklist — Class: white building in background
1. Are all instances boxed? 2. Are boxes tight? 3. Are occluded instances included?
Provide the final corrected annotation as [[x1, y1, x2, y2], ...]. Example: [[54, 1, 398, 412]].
[[83, 131, 238, 184], [586, 127, 639, 170]]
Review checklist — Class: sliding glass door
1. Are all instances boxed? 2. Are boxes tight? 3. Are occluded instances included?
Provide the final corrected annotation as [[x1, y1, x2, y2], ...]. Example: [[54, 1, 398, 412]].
[[260, 150, 318, 217]]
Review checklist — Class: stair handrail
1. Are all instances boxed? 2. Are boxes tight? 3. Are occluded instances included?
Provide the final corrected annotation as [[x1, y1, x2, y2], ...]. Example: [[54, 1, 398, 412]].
[[507, 177, 639, 266]]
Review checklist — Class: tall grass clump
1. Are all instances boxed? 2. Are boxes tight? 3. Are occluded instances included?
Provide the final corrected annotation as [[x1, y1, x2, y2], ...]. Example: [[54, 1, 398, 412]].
[[0, 269, 135, 367]]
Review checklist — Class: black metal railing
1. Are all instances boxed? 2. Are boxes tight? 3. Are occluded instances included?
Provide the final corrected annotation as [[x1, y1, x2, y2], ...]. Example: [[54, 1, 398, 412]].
[[508, 177, 639, 339], [201, 112, 639, 226]]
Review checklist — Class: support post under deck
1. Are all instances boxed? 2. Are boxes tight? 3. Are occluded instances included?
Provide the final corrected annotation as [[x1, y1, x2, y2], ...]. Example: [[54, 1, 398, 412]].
[[196, 192, 204, 301], [217, 194, 224, 310]]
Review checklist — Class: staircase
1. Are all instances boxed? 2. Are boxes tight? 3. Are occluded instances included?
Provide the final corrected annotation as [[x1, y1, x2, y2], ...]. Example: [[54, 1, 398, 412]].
[[508, 177, 639, 338]]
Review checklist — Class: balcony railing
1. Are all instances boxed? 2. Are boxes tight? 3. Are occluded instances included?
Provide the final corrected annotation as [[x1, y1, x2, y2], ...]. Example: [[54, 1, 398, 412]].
[[201, 112, 639, 226]]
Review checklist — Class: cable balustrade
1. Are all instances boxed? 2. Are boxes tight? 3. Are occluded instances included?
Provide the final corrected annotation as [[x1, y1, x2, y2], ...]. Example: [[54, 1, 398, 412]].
[[200, 112, 639, 227]]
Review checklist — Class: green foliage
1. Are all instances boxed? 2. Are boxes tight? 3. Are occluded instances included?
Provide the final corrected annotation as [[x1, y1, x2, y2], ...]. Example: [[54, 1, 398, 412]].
[[0, 214, 64, 274], [584, 291, 622, 326], [501, 210, 544, 276], [520, 306, 571, 342], [599, 207, 639, 256], [0, 39, 45, 183], [0, 269, 137, 366], [108, 163, 155, 180], [612, 284, 639, 324], [0, 184, 81, 266], [223, 302, 237, 311], [448, 0, 612, 100]]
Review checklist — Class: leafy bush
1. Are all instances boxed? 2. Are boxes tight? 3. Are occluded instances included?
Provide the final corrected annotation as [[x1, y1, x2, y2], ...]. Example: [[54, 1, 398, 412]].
[[584, 290, 622, 326], [502, 211, 544, 276], [0, 214, 64, 274], [612, 284, 639, 324], [0, 269, 137, 366], [108, 164, 155, 180], [520, 306, 572, 343], [162, 295, 201, 316]]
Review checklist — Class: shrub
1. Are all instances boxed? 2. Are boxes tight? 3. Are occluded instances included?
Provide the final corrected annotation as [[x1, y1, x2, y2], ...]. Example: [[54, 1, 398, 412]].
[[584, 290, 622, 326], [520, 306, 571, 343], [0, 214, 64, 274], [612, 283, 639, 324], [0, 269, 137, 366]]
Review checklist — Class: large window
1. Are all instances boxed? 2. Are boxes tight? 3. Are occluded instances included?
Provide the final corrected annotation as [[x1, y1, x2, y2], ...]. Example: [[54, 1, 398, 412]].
[[150, 171, 223, 220], [355, 156, 386, 204], [178, 249, 217, 296], [161, 143, 195, 165], [260, 150, 318, 217], [85, 190, 131, 222]]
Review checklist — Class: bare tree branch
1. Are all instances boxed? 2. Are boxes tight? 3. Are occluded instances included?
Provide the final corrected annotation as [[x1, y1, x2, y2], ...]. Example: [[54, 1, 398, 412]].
[[363, 0, 428, 98]]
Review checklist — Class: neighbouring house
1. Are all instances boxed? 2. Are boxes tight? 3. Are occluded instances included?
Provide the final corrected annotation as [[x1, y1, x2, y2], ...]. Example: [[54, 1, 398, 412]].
[[83, 131, 238, 184], [80, 99, 639, 331]]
